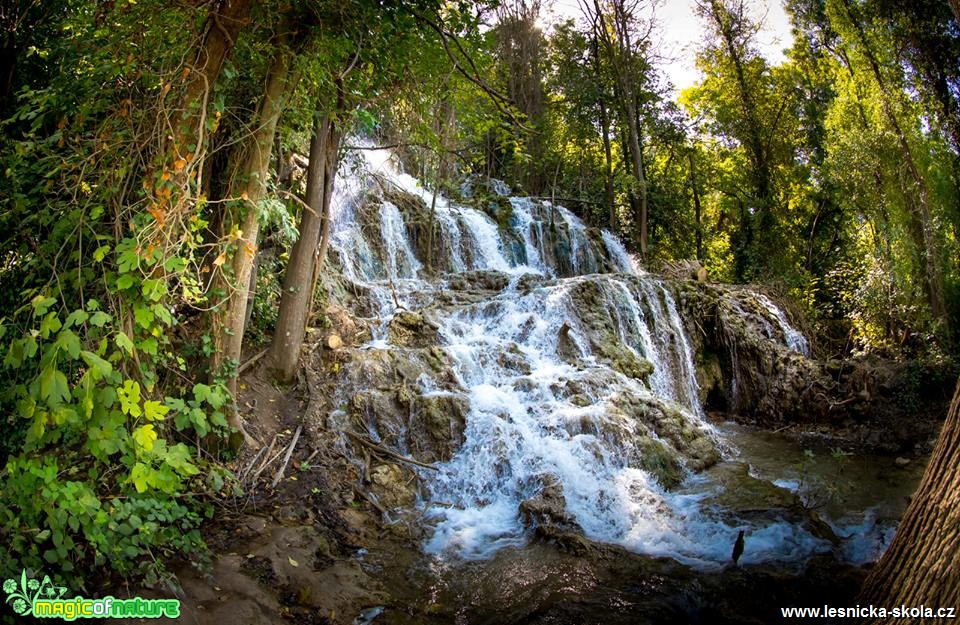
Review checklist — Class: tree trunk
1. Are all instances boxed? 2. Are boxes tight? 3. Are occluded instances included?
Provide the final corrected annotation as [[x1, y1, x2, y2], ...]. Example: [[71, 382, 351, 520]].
[[590, 0, 648, 259], [623, 101, 648, 258], [589, 33, 616, 230], [166, 0, 251, 187], [308, 125, 343, 317], [267, 115, 331, 383], [142, 0, 249, 247], [949, 0, 960, 25], [210, 40, 297, 433], [859, 379, 960, 620], [689, 150, 704, 261]]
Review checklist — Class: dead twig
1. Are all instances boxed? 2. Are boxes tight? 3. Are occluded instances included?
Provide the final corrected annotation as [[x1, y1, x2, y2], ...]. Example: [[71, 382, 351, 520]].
[[353, 485, 388, 515], [271, 425, 303, 488], [344, 430, 439, 471], [238, 348, 269, 374]]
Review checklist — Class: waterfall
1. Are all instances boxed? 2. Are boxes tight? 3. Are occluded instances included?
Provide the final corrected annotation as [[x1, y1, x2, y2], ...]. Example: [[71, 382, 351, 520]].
[[379, 201, 421, 280], [326, 144, 825, 569], [755, 294, 811, 356]]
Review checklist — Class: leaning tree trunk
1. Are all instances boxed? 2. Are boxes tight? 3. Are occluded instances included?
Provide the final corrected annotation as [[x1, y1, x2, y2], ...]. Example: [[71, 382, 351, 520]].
[[210, 40, 296, 436], [163, 0, 251, 225], [859, 379, 960, 620], [307, 125, 342, 318], [267, 114, 332, 383]]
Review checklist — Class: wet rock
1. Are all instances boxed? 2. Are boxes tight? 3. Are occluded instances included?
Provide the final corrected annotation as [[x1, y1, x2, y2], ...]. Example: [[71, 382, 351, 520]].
[[556, 322, 583, 364], [409, 393, 470, 462], [633, 436, 687, 490], [445, 269, 510, 292], [607, 391, 721, 479], [370, 463, 415, 508], [388, 311, 440, 348], [696, 351, 725, 406], [519, 475, 588, 552], [702, 462, 840, 546]]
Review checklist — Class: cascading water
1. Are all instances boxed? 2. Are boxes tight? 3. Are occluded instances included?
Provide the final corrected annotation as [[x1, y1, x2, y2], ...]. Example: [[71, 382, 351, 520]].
[[326, 143, 878, 569], [755, 293, 811, 356]]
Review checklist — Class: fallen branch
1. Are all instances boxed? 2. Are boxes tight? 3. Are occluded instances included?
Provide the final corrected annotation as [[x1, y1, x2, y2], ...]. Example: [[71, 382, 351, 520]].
[[353, 485, 388, 515], [247, 433, 278, 479], [271, 425, 303, 488], [238, 348, 269, 374], [238, 443, 268, 482], [344, 430, 439, 471]]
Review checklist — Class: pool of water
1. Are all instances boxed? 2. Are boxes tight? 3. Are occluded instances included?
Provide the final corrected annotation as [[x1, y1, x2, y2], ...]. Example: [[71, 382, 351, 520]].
[[357, 421, 925, 624]]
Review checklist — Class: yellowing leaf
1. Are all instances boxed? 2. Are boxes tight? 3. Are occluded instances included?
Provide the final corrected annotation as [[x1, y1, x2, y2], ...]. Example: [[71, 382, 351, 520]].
[[213, 252, 227, 267], [130, 462, 151, 493], [143, 400, 169, 422], [288, 557, 299, 568], [133, 424, 157, 452]]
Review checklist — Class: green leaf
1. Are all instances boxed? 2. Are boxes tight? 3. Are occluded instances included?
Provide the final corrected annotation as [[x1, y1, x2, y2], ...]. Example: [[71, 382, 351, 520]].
[[54, 329, 81, 359], [165, 443, 199, 476], [90, 311, 111, 327], [116, 274, 134, 290], [80, 350, 112, 377], [93, 245, 111, 262], [31, 295, 56, 317], [39, 366, 70, 405], [118, 380, 141, 417], [115, 332, 134, 354], [133, 305, 154, 329], [64, 310, 89, 328], [39, 312, 62, 339], [129, 462, 151, 493], [17, 396, 36, 419], [141, 278, 166, 302]]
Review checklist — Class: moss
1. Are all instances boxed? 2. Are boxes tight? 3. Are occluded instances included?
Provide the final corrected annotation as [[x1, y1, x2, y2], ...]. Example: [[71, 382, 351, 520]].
[[635, 436, 685, 490], [425, 346, 447, 372], [695, 351, 724, 403], [388, 311, 439, 348]]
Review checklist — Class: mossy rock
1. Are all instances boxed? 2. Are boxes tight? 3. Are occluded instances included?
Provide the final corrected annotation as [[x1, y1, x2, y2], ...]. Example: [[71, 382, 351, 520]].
[[635, 436, 686, 490], [388, 310, 440, 348], [410, 393, 471, 461]]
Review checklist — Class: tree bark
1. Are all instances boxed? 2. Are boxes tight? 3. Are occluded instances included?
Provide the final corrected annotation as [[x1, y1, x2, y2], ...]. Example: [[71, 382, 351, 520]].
[[166, 0, 251, 186], [309, 124, 342, 310], [859, 379, 960, 620], [210, 38, 297, 433], [267, 115, 331, 383]]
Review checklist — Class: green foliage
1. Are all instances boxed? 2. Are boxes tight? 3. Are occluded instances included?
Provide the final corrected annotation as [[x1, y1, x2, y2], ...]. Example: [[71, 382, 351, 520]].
[[0, 0, 238, 589], [0, 290, 230, 586]]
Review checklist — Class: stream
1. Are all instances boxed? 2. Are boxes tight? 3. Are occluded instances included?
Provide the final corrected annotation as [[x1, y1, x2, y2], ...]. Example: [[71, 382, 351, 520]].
[[320, 144, 925, 622]]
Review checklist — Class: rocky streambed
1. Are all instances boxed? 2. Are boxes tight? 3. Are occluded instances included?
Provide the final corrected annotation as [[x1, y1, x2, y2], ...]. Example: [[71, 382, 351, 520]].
[[129, 145, 953, 624]]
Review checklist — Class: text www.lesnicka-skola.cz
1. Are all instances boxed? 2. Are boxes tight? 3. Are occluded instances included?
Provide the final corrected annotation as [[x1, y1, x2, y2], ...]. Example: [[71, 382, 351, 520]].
[[781, 605, 956, 619]]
